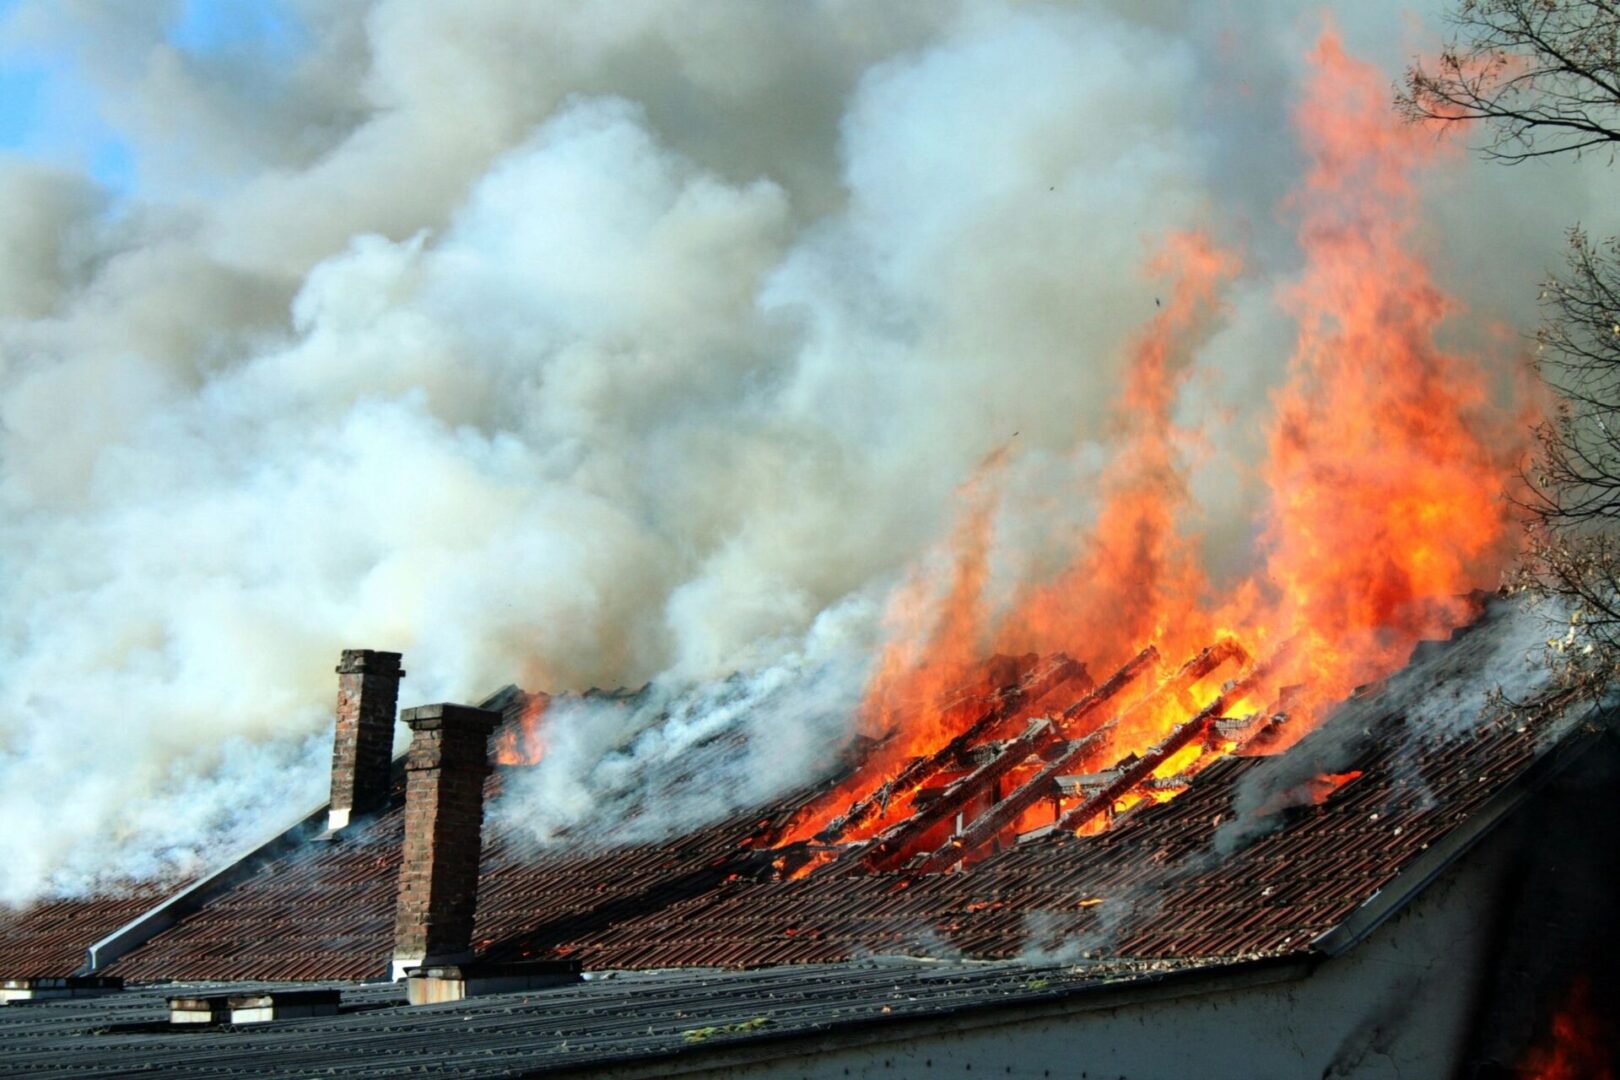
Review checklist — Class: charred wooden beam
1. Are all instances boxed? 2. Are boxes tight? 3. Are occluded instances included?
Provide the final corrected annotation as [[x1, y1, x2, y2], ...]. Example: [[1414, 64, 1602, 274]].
[[812, 653, 1089, 844], [1054, 646, 1159, 734], [881, 640, 1245, 874], [1093, 638, 1248, 760], [1206, 713, 1262, 749], [904, 726, 1115, 874], [856, 717, 1061, 872], [1238, 715, 1290, 754], [1232, 682, 1306, 756], [1054, 770, 1121, 797], [1155, 638, 1248, 709], [1051, 659, 1278, 836], [855, 647, 1159, 873]]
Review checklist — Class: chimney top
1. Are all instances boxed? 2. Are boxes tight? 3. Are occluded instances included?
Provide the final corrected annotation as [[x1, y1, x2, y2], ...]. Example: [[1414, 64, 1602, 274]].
[[336, 649, 404, 677], [400, 703, 500, 731], [329, 649, 406, 832]]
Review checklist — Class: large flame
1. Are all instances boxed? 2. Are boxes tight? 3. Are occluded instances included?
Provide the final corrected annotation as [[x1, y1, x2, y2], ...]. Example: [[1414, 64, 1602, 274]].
[[860, 446, 1006, 767], [494, 694, 550, 767], [993, 230, 1236, 676], [1240, 30, 1525, 720], [775, 29, 1531, 865]]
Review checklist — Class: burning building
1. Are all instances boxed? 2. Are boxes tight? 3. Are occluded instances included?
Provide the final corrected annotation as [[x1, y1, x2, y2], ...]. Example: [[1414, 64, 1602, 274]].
[[0, 594, 1616, 1077], [3, 6, 1619, 1078]]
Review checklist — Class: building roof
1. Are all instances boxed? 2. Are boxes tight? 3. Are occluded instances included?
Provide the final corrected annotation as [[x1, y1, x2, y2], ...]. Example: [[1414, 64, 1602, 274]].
[[1, 596, 1610, 985], [0, 956, 1300, 1078], [0, 890, 173, 978]]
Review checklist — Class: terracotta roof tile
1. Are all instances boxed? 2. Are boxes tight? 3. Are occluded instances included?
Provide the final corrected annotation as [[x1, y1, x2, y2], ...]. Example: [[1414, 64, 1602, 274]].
[[6, 599, 1598, 983], [0, 888, 177, 976]]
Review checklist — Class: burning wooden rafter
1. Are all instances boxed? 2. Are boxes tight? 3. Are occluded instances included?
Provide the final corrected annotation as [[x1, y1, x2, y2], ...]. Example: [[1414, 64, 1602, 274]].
[[808, 653, 1090, 844], [854, 716, 1067, 872], [1052, 646, 1160, 735], [1206, 713, 1262, 749], [1218, 682, 1299, 755], [1051, 659, 1279, 836], [1108, 638, 1250, 736], [776, 636, 1264, 881], [1232, 711, 1292, 755], [900, 726, 1114, 874], [853, 646, 1164, 873], [1054, 770, 1120, 798], [905, 640, 1262, 874]]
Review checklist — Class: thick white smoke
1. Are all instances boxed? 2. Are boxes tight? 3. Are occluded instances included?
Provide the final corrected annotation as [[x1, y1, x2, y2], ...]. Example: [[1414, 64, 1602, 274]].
[[490, 596, 875, 849], [0, 1, 1613, 905]]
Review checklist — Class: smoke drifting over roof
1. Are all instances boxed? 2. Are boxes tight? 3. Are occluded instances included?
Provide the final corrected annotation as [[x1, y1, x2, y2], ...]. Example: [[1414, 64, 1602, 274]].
[[0, 1, 1611, 905]]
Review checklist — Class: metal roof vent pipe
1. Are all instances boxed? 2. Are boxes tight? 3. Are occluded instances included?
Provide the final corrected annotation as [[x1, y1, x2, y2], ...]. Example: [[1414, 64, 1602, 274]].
[[327, 649, 405, 833]]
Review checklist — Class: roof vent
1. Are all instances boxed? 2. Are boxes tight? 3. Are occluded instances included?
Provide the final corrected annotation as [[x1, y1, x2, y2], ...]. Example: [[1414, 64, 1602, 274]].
[[405, 960, 582, 1005], [167, 989, 341, 1026], [1, 976, 122, 1004]]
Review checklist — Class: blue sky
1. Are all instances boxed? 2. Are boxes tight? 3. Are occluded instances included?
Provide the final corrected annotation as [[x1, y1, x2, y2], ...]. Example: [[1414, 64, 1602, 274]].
[[0, 0, 305, 193], [0, 0, 48, 150]]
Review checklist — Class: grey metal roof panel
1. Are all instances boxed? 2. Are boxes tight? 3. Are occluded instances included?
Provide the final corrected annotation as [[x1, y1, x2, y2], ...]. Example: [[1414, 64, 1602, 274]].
[[0, 957, 1296, 1078]]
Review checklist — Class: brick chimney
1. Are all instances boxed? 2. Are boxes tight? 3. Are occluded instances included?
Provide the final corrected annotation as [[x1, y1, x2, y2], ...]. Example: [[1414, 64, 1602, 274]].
[[391, 702, 500, 980], [328, 650, 405, 832]]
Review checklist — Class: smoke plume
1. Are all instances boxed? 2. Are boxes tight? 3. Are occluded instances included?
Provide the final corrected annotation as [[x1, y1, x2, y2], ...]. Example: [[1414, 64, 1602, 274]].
[[0, 1, 1613, 905]]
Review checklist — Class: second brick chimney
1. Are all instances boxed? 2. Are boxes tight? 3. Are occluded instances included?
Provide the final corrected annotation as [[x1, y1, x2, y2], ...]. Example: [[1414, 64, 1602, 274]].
[[391, 702, 501, 980], [328, 649, 405, 832]]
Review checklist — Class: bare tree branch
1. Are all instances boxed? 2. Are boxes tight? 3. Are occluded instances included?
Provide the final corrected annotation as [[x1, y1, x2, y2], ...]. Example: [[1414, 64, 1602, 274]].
[[1399, 0, 1620, 163], [1407, 2, 1620, 695]]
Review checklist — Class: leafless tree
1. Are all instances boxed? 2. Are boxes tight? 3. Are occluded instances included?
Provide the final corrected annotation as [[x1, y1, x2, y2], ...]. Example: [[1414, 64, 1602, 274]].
[[1401, 0, 1620, 162], [1402, 1, 1620, 691]]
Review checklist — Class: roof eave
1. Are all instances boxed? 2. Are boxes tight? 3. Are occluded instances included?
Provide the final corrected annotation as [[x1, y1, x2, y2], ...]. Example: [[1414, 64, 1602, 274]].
[[1309, 704, 1616, 959], [527, 955, 1313, 1080]]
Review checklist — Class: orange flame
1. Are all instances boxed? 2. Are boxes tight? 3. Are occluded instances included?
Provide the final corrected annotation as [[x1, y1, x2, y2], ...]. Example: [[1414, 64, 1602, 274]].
[[775, 29, 1532, 864], [493, 693, 549, 766], [851, 448, 1004, 769], [1231, 29, 1526, 726], [994, 230, 1238, 675]]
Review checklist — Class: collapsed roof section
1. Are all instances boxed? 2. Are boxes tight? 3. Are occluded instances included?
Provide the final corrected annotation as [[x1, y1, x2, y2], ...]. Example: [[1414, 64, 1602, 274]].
[[764, 636, 1278, 881]]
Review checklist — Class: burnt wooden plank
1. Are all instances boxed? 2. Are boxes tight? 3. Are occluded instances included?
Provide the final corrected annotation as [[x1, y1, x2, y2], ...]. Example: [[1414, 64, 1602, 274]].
[[854, 648, 1161, 873], [811, 653, 1090, 844]]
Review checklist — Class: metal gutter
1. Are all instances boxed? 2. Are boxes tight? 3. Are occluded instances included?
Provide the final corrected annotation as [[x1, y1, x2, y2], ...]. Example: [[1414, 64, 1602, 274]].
[[538, 955, 1313, 1080]]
